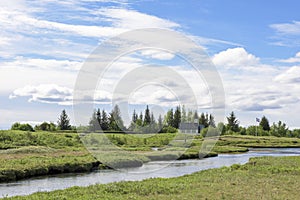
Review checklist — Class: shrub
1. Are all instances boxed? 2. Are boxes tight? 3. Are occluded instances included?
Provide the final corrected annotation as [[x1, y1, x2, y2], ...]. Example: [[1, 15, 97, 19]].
[[11, 123, 34, 132]]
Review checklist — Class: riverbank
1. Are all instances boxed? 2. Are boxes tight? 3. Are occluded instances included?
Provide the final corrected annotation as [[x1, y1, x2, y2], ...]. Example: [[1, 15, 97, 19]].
[[2, 155, 300, 199], [1, 130, 300, 182]]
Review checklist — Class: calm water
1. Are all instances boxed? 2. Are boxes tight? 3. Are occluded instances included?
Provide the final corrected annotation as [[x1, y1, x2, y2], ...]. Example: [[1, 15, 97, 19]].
[[1, 148, 299, 198]]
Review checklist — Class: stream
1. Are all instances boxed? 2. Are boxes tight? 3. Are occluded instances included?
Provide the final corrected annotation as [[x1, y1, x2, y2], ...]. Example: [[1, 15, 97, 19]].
[[1, 148, 300, 198]]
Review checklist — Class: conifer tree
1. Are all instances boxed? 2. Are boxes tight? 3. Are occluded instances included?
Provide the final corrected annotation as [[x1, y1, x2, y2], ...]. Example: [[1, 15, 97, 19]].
[[259, 116, 270, 131], [143, 105, 151, 126], [173, 106, 181, 129], [58, 109, 71, 130], [226, 111, 239, 132]]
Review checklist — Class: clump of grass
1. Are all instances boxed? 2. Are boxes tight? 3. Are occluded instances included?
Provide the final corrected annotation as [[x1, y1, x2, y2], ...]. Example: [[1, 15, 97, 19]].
[[0, 146, 57, 154]]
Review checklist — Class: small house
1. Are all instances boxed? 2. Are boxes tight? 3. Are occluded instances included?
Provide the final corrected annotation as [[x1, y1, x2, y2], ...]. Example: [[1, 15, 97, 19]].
[[179, 122, 203, 134]]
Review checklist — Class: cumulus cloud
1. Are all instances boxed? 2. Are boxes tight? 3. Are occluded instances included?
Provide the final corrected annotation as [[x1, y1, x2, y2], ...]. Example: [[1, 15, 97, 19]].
[[212, 48, 300, 113], [212, 47, 259, 69], [274, 66, 300, 83]]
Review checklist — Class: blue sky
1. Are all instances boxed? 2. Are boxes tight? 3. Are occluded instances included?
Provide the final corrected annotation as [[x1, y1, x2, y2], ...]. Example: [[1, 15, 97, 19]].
[[1, 0, 300, 129]]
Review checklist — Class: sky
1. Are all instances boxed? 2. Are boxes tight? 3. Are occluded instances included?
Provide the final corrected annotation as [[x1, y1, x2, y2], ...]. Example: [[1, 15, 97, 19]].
[[1, 0, 300, 129]]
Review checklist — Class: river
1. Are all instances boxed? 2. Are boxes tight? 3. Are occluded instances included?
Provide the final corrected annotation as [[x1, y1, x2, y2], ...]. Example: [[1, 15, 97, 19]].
[[1, 148, 300, 198]]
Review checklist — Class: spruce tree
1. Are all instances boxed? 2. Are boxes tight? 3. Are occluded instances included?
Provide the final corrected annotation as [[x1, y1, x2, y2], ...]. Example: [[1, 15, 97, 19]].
[[109, 105, 124, 131], [89, 110, 97, 131], [136, 112, 143, 127], [166, 109, 174, 127], [173, 106, 181, 129], [158, 114, 163, 132], [101, 110, 109, 131], [129, 110, 139, 131], [143, 105, 151, 126], [226, 111, 239, 132], [96, 108, 101, 129], [57, 109, 71, 130], [209, 114, 216, 128], [199, 113, 209, 128], [132, 110, 138, 123], [259, 116, 270, 131]]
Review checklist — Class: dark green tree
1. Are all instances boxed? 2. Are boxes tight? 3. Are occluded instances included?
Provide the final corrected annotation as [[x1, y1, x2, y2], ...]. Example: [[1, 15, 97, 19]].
[[158, 114, 163, 132], [259, 116, 270, 131], [173, 106, 181, 129], [109, 105, 124, 131], [132, 110, 138, 123], [208, 114, 216, 128], [11, 122, 34, 132], [101, 110, 109, 131], [149, 112, 157, 132], [129, 110, 138, 131], [226, 111, 239, 132], [143, 105, 151, 126], [57, 109, 71, 130], [35, 122, 56, 131], [165, 109, 174, 127], [35, 122, 50, 131], [209, 114, 216, 128], [96, 109, 101, 128], [199, 113, 209, 128], [270, 121, 289, 137], [135, 112, 143, 127], [89, 110, 100, 131]]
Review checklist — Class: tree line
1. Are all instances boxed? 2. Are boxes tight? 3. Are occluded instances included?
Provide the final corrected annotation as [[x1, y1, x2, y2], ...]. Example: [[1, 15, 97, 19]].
[[11, 109, 74, 132], [10, 106, 300, 138]]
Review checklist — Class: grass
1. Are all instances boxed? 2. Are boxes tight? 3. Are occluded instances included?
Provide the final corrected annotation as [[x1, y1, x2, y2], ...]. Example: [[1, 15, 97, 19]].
[[217, 135, 300, 148], [0, 130, 300, 182], [3, 156, 300, 200], [0, 150, 98, 182]]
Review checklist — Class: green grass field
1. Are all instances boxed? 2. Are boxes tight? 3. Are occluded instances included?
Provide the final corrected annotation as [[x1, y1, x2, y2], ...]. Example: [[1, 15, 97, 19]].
[[0, 130, 300, 182], [3, 156, 300, 200]]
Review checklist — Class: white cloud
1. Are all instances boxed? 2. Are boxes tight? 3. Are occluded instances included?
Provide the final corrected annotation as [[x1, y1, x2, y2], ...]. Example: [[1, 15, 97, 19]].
[[2, 57, 82, 71], [270, 21, 300, 35], [274, 66, 300, 84], [0, 58, 79, 93], [0, 7, 179, 41], [10, 84, 73, 105], [140, 50, 175, 60], [278, 52, 300, 63], [0, 37, 11, 46], [93, 8, 180, 29], [212, 47, 259, 69], [212, 48, 300, 113], [0, 9, 126, 38], [269, 21, 300, 47]]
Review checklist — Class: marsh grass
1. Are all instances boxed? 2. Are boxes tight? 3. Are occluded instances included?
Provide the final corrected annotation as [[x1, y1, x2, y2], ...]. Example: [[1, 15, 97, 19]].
[[1, 131, 300, 183]]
